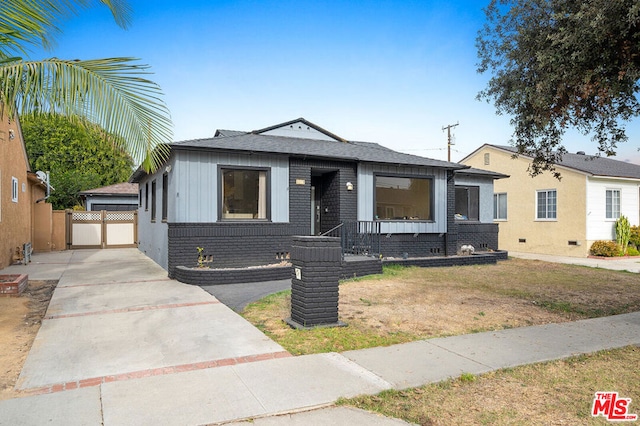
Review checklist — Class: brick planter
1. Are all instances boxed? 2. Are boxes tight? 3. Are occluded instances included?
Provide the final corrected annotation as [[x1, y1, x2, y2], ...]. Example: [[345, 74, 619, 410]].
[[174, 264, 292, 286], [0, 274, 28, 296]]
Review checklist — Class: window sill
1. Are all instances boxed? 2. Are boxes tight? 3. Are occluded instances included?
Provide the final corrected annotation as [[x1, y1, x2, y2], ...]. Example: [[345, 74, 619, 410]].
[[218, 219, 271, 223], [375, 219, 435, 223], [535, 219, 557, 222]]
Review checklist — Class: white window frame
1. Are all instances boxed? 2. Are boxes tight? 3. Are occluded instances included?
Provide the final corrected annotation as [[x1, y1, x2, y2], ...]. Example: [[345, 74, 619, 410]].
[[493, 192, 507, 221], [11, 177, 18, 203], [605, 189, 621, 220], [536, 189, 557, 220]]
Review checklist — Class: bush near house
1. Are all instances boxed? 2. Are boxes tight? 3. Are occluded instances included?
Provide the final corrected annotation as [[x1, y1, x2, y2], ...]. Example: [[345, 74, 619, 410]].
[[589, 240, 620, 257], [630, 226, 640, 249]]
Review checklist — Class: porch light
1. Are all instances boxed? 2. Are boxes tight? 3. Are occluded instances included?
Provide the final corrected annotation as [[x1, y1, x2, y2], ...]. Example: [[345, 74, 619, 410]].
[[346, 182, 353, 191]]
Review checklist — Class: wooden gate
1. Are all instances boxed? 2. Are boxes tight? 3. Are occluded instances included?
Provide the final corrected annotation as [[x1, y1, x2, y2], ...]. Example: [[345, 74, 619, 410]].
[[67, 210, 138, 249]]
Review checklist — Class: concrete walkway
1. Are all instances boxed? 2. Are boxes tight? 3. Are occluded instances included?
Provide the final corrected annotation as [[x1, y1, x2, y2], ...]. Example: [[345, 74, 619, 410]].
[[0, 249, 639, 425]]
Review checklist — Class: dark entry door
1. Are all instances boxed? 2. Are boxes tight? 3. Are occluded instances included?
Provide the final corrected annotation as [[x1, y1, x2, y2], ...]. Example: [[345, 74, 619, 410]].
[[311, 177, 322, 235]]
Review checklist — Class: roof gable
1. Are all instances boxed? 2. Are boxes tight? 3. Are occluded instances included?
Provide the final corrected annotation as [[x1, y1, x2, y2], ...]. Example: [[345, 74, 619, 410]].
[[252, 118, 347, 142]]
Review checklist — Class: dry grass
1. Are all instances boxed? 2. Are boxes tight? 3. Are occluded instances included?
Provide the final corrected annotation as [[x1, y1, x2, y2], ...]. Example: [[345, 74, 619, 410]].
[[341, 346, 640, 425], [242, 258, 640, 354]]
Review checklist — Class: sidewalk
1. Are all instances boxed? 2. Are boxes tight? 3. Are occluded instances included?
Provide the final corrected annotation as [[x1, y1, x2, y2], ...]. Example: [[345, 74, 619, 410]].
[[0, 249, 639, 425]]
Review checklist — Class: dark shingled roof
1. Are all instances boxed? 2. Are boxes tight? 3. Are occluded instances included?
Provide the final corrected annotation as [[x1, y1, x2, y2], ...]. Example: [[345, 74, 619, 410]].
[[455, 167, 509, 180], [172, 132, 466, 169], [492, 145, 640, 180]]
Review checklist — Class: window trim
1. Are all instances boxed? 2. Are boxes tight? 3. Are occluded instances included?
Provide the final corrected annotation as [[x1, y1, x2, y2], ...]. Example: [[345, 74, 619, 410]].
[[145, 182, 149, 211], [535, 189, 557, 221], [373, 173, 435, 222], [151, 179, 157, 222], [161, 173, 168, 222], [218, 166, 271, 222], [605, 188, 621, 220], [455, 185, 480, 221], [11, 177, 18, 203], [493, 192, 507, 221]]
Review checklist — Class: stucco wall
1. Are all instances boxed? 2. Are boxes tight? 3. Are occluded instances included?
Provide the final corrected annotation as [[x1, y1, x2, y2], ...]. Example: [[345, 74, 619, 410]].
[[463, 147, 588, 256], [0, 114, 33, 269]]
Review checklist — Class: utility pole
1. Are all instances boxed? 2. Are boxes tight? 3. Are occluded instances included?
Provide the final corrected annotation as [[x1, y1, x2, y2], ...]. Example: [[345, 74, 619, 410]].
[[442, 122, 459, 162]]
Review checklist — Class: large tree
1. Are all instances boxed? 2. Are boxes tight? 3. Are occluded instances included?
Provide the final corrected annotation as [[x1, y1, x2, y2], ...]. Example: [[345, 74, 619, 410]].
[[477, 0, 640, 177], [22, 114, 134, 209], [0, 0, 172, 171]]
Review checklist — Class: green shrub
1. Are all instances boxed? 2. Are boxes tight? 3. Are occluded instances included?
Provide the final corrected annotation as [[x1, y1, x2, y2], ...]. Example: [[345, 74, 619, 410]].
[[627, 246, 640, 256], [630, 226, 640, 249], [589, 240, 620, 257], [615, 216, 631, 254]]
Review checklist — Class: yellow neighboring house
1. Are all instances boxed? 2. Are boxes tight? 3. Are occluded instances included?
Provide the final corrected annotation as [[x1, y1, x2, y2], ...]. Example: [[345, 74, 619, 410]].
[[461, 144, 640, 257]]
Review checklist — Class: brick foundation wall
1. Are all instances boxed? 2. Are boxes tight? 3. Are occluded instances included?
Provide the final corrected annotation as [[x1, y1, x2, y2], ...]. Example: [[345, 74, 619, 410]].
[[167, 223, 303, 277], [457, 222, 499, 252], [379, 233, 446, 258]]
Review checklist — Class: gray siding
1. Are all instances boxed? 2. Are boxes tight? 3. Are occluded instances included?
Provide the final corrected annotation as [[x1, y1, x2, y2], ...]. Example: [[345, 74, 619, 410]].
[[137, 166, 170, 270], [173, 150, 289, 223], [357, 163, 447, 233], [454, 175, 495, 223]]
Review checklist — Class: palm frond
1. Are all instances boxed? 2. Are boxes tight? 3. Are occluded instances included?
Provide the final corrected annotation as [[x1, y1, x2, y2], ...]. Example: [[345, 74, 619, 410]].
[[0, 57, 172, 171], [0, 0, 131, 57]]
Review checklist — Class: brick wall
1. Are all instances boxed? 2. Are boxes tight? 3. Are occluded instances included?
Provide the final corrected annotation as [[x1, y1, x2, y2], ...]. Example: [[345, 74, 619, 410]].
[[174, 264, 291, 285], [167, 222, 301, 277], [379, 233, 446, 258], [383, 251, 507, 268], [457, 222, 499, 252]]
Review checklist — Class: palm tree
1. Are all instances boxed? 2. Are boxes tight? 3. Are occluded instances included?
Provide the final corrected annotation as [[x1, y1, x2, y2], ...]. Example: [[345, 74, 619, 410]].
[[0, 0, 172, 171]]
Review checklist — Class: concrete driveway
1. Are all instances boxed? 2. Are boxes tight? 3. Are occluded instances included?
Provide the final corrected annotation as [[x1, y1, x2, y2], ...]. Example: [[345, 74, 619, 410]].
[[12, 249, 289, 391]]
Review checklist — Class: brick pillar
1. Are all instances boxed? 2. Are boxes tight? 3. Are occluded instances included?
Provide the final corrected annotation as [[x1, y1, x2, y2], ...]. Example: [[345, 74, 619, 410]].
[[286, 236, 346, 329]]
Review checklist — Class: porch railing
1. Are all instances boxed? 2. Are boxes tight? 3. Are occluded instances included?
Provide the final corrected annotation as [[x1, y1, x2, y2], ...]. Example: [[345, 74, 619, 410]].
[[322, 221, 381, 257]]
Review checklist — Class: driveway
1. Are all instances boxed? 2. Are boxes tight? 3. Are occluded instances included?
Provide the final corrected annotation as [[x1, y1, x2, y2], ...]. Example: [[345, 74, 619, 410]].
[[12, 249, 289, 391]]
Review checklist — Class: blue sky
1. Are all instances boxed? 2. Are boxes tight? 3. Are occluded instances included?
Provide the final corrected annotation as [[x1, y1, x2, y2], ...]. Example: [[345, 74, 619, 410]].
[[30, 0, 640, 165]]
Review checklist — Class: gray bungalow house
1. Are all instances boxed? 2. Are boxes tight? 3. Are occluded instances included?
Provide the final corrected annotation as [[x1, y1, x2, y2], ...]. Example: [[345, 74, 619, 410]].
[[131, 118, 503, 277]]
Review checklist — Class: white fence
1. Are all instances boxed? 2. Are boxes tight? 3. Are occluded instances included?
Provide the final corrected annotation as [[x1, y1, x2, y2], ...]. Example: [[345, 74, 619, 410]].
[[67, 210, 137, 249]]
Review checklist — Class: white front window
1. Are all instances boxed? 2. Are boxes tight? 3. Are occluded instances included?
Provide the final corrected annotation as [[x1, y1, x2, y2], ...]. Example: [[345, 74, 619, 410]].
[[536, 189, 556, 220], [493, 193, 507, 220], [605, 189, 620, 219]]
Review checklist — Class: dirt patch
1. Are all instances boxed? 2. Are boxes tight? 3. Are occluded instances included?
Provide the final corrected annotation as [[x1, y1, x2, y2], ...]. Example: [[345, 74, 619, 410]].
[[340, 280, 569, 338], [0, 280, 57, 401]]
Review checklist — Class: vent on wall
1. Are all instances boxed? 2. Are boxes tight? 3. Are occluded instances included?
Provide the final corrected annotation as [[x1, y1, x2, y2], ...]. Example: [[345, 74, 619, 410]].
[[518, 238, 526, 243], [568, 240, 580, 246]]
